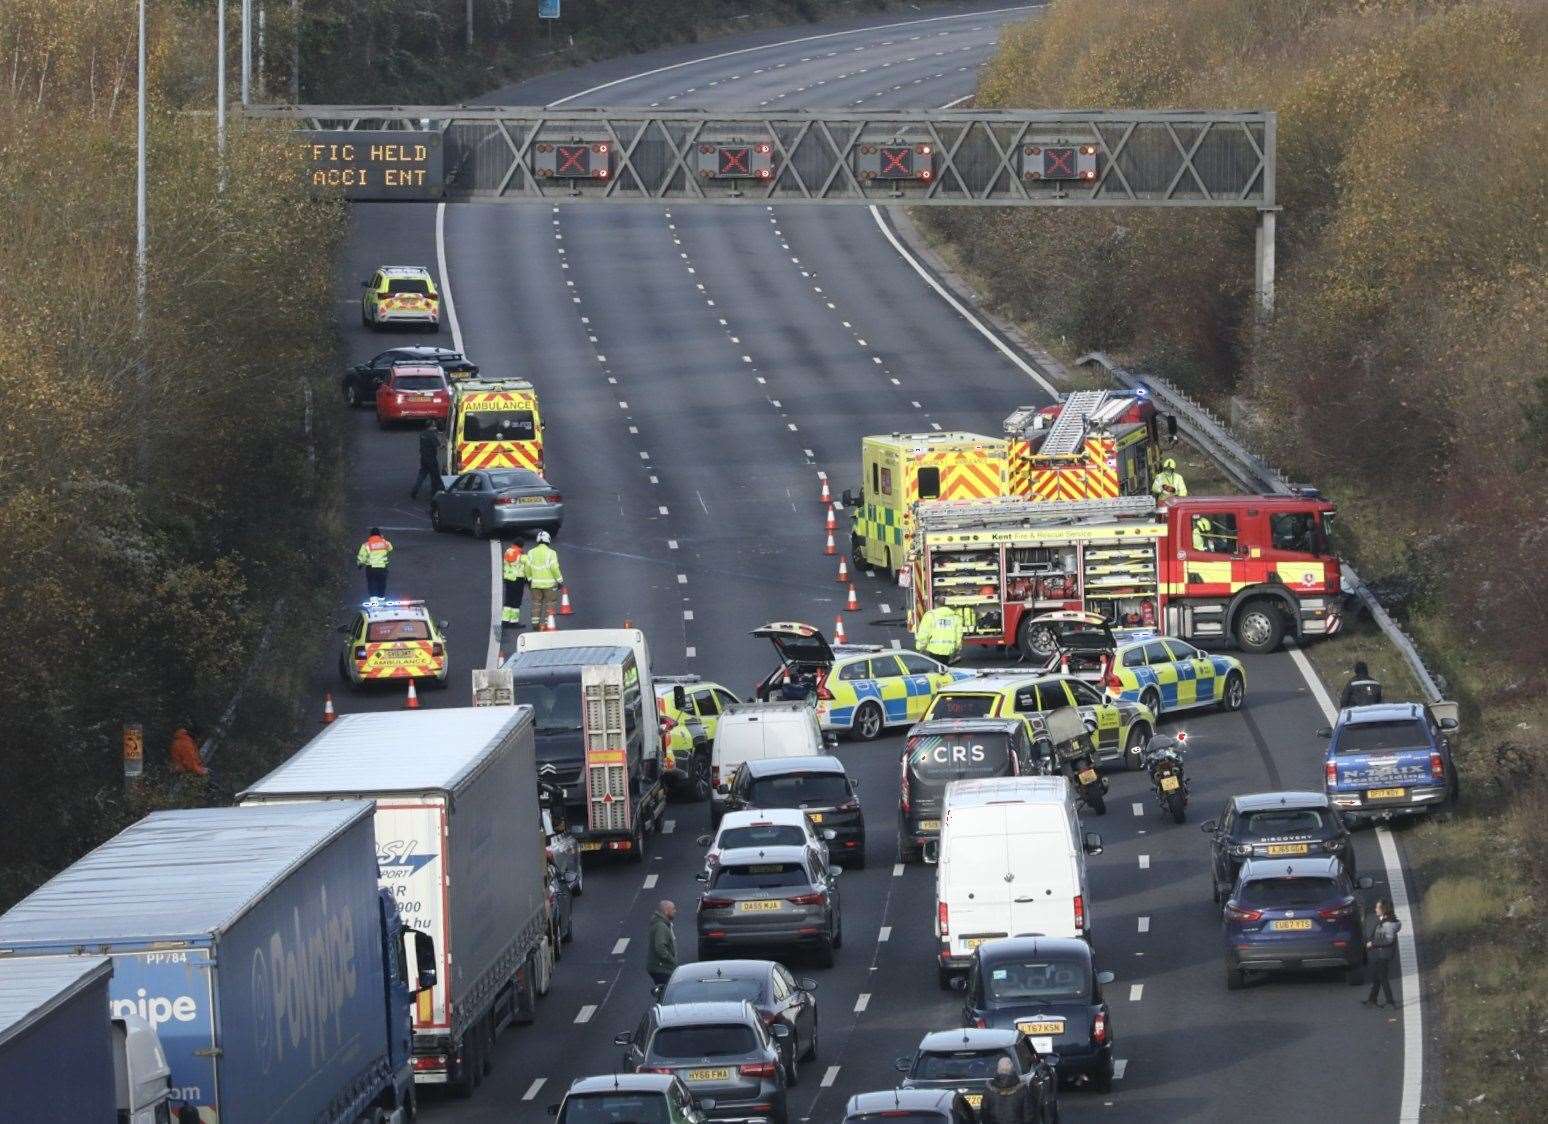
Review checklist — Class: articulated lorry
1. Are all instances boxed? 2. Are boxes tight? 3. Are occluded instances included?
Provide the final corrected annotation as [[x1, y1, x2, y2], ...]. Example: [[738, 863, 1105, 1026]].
[[0, 954, 172, 1122], [507, 628, 668, 862], [0, 802, 428, 1124], [241, 705, 547, 1098]]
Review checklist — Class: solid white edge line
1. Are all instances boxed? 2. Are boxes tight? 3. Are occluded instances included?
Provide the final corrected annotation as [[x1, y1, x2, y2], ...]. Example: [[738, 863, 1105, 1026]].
[[434, 203, 464, 354], [546, 5, 1039, 107], [1289, 645, 1422, 1122]]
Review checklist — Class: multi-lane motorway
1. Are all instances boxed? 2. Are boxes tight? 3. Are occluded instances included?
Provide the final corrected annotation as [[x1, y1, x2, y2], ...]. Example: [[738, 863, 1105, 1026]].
[[318, 4, 1419, 1118]]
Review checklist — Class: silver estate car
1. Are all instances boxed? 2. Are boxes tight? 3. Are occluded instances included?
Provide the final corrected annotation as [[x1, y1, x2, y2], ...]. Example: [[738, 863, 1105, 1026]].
[[615, 1000, 790, 1123], [695, 845, 843, 967]]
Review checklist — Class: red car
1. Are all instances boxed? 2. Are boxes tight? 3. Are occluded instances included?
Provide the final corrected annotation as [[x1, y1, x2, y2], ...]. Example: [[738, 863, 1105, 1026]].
[[375, 363, 450, 427]]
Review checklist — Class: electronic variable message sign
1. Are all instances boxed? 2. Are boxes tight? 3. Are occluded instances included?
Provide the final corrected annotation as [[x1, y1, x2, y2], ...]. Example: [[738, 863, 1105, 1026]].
[[297, 131, 443, 200]]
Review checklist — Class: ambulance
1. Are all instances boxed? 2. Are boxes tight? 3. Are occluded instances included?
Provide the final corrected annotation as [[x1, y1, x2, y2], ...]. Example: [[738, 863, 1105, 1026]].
[[444, 377, 544, 474], [337, 599, 449, 688]]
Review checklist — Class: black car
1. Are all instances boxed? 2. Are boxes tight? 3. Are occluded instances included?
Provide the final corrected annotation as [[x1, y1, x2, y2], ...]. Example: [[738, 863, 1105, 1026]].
[[1202, 791, 1354, 902], [954, 937, 1115, 1091], [895, 1027, 1058, 1122], [721, 755, 865, 869], [842, 1089, 976, 1123], [898, 717, 1030, 863], [342, 346, 479, 407], [658, 961, 819, 1082]]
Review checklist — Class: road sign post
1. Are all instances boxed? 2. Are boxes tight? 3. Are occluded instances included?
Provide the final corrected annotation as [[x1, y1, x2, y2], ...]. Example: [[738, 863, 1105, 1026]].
[[123, 723, 145, 789]]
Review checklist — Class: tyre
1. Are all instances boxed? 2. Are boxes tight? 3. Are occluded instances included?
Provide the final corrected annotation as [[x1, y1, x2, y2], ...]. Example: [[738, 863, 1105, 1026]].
[[1165, 790, 1187, 824], [480, 1013, 496, 1077], [1224, 960, 1245, 991], [785, 1048, 799, 1087], [1090, 1057, 1114, 1094], [448, 1030, 478, 1098], [472, 511, 488, 540], [850, 535, 866, 571], [1123, 724, 1149, 771], [691, 752, 712, 802], [1141, 687, 1162, 719], [429, 503, 446, 533], [852, 702, 884, 741], [1219, 671, 1246, 712], [937, 965, 955, 991], [1211, 877, 1223, 905], [1233, 600, 1285, 654], [1017, 617, 1057, 662], [515, 956, 538, 1024], [628, 820, 647, 863], [570, 861, 584, 898], [534, 936, 553, 997], [846, 846, 866, 872], [802, 1012, 819, 1062], [832, 915, 843, 950]]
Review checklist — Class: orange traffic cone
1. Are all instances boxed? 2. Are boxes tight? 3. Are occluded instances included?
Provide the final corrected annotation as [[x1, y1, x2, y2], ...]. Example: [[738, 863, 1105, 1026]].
[[322, 692, 336, 724], [623, 618, 633, 629], [404, 680, 420, 710], [833, 616, 848, 644], [825, 505, 837, 532], [820, 477, 832, 504], [545, 612, 558, 632], [824, 531, 836, 556], [559, 586, 574, 615], [845, 584, 860, 612], [836, 556, 849, 583]]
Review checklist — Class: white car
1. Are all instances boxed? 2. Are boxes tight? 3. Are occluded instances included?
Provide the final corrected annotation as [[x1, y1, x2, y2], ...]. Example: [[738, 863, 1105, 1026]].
[[696, 808, 833, 874]]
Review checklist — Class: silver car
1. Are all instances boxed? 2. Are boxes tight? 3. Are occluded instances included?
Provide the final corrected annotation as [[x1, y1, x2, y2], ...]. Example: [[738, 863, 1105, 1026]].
[[615, 1000, 790, 1123], [695, 845, 842, 968], [429, 468, 563, 538]]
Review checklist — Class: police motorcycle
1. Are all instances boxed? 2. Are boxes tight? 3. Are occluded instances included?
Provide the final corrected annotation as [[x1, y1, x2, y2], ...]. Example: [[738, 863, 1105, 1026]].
[[1142, 733, 1190, 824], [1030, 706, 1108, 816]]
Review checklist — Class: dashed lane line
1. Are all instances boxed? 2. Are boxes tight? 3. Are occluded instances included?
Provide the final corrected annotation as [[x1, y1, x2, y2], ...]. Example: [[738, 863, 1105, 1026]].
[[820, 1066, 841, 1088], [854, 993, 871, 1013], [575, 1005, 597, 1024], [522, 1078, 547, 1101], [644, 874, 659, 889], [1138, 916, 1150, 933], [1129, 984, 1144, 1002], [1138, 854, 1150, 870], [611, 937, 630, 955]]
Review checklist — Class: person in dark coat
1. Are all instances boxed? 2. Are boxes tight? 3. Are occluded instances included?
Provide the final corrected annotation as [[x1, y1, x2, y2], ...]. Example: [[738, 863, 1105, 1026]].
[[411, 420, 445, 499], [977, 1057, 1035, 1124], [1339, 661, 1383, 709], [1363, 898, 1402, 1008], [645, 900, 678, 988]]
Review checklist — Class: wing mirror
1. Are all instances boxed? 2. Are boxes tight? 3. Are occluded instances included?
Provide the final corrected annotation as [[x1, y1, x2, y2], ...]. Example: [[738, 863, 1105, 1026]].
[[797, 977, 818, 991], [1096, 970, 1116, 985], [546, 1106, 561, 1117], [841, 488, 857, 507], [922, 840, 940, 865], [1200, 819, 1217, 833], [673, 686, 689, 710], [1317, 727, 1332, 738], [695, 871, 709, 883], [1439, 717, 1459, 732], [409, 930, 437, 993], [360, 278, 372, 287], [770, 1023, 792, 1040], [828, 865, 843, 878], [612, 1032, 633, 1047], [695, 834, 712, 847], [1084, 832, 1104, 855], [894, 1056, 913, 1073]]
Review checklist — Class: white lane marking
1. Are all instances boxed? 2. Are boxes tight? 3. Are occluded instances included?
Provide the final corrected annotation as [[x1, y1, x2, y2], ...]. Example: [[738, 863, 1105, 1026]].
[[611, 937, 630, 955], [663, 820, 676, 834], [1132, 802, 1144, 816], [668, 539, 679, 550], [1114, 1059, 1128, 1080], [1138, 854, 1150, 869], [433, 203, 464, 354], [892, 863, 905, 877], [879, 925, 892, 942], [522, 1078, 547, 1101], [1138, 916, 1150, 933], [1289, 645, 1423, 1121], [678, 573, 689, 584], [683, 610, 694, 621], [644, 873, 659, 889], [821, 1066, 841, 1088], [547, 6, 1036, 107], [879, 602, 892, 613], [686, 646, 697, 658], [1129, 984, 1144, 1002], [575, 1005, 597, 1024], [486, 539, 503, 669], [854, 993, 871, 1013]]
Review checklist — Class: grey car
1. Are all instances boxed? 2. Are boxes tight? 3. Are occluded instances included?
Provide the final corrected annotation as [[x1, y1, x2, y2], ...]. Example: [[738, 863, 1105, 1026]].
[[429, 468, 563, 538], [550, 1072, 711, 1123], [695, 845, 843, 967], [658, 961, 819, 1083], [615, 1000, 790, 1123], [843, 1089, 977, 1124]]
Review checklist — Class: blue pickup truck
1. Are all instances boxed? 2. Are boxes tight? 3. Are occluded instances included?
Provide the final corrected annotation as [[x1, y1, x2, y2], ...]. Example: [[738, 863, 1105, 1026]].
[[1322, 701, 1460, 826]]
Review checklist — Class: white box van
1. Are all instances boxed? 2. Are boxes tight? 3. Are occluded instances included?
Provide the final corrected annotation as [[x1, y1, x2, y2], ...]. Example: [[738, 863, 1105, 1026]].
[[932, 776, 1103, 987], [709, 702, 825, 828]]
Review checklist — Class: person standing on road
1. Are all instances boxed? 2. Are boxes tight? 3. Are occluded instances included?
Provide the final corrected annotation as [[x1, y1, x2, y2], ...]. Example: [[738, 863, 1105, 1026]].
[[978, 1057, 1034, 1123], [501, 541, 527, 628], [1340, 661, 1383, 709], [1363, 899, 1402, 1008], [646, 900, 678, 988], [356, 527, 393, 599], [411, 420, 444, 500], [525, 530, 564, 627], [914, 603, 965, 663]]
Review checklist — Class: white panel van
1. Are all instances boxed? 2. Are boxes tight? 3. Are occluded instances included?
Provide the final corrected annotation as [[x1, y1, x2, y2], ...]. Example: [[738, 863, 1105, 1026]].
[[709, 702, 825, 827]]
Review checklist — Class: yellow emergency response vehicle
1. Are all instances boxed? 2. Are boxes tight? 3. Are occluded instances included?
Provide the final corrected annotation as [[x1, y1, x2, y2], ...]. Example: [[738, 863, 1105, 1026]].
[[444, 377, 544, 474], [337, 598, 449, 689]]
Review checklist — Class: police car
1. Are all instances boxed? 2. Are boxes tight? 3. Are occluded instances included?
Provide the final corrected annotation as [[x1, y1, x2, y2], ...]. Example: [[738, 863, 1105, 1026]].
[[924, 671, 1156, 770], [654, 675, 741, 801], [1107, 635, 1246, 717], [751, 622, 973, 740], [337, 599, 449, 688], [361, 265, 440, 331]]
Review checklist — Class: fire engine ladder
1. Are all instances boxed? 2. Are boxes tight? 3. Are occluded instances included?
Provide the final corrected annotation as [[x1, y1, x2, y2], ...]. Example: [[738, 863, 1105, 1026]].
[[917, 495, 1157, 533], [1038, 390, 1110, 456]]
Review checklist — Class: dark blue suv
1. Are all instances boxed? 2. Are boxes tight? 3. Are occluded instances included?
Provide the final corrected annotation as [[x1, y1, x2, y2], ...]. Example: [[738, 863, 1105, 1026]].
[[1321, 702, 1459, 826], [1221, 856, 1373, 990]]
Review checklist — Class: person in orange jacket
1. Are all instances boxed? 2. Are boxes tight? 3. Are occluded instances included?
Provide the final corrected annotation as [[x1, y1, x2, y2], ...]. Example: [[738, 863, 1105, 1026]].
[[169, 722, 209, 777]]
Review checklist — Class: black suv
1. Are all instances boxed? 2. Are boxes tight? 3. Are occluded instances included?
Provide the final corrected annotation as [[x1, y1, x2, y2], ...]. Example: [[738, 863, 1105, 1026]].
[[898, 717, 1030, 863], [1202, 791, 1354, 902], [895, 1027, 1058, 1121], [722, 755, 865, 870], [342, 346, 479, 407]]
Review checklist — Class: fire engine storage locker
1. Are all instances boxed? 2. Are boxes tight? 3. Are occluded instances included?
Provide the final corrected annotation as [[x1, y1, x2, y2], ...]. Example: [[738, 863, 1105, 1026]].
[[239, 705, 547, 1090], [0, 802, 397, 1124]]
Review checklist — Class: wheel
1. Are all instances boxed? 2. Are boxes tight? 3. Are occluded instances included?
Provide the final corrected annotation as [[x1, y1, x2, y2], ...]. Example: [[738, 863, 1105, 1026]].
[[1165, 790, 1187, 824], [1224, 960, 1245, 991], [628, 820, 647, 863], [480, 1013, 495, 1077], [691, 752, 712, 802], [1017, 617, 1057, 661], [785, 1046, 799, 1086], [802, 1012, 819, 1061], [813, 938, 835, 969], [515, 955, 538, 1024], [1141, 687, 1162, 719], [937, 965, 955, 991], [429, 503, 446, 533], [852, 702, 884, 741], [1211, 876, 1223, 905], [1233, 600, 1285, 654], [337, 652, 350, 685], [472, 511, 488, 540], [1219, 671, 1245, 712], [1123, 724, 1149, 771], [562, 907, 574, 943], [570, 861, 584, 898], [1090, 1056, 1114, 1094], [534, 935, 553, 997], [846, 846, 865, 872], [831, 914, 843, 950], [850, 535, 866, 571]]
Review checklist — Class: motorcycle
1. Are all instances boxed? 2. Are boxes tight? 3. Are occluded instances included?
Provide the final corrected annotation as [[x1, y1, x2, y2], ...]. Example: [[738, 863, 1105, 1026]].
[[1033, 707, 1108, 816], [1143, 734, 1189, 824]]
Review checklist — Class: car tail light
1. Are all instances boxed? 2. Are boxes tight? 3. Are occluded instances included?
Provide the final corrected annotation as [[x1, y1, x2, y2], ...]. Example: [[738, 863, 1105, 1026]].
[[431, 642, 444, 657], [787, 891, 827, 906], [938, 901, 949, 937], [711, 766, 720, 787], [1073, 894, 1086, 931], [700, 896, 734, 910], [1223, 903, 1263, 923], [738, 1062, 778, 1078], [1092, 1010, 1108, 1044], [899, 755, 911, 814], [1430, 751, 1445, 781], [1324, 759, 1337, 787], [1317, 899, 1356, 921], [494, 496, 514, 506], [548, 492, 562, 503]]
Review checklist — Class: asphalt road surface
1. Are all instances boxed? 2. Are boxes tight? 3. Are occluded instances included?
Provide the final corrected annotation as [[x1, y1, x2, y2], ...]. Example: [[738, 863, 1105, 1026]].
[[317, 4, 1419, 1119]]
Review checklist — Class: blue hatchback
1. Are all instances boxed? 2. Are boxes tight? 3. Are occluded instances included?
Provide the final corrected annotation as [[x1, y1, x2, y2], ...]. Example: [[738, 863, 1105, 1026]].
[[1221, 856, 1373, 990]]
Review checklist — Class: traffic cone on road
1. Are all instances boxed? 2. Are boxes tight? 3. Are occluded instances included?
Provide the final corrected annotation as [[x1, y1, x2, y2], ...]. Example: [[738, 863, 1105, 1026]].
[[845, 584, 860, 612], [623, 618, 633, 629], [825, 505, 837, 532], [322, 692, 336, 724], [559, 586, 574, 615], [824, 531, 837, 556], [837, 556, 849, 583], [820, 477, 832, 504], [404, 680, 420, 710], [833, 616, 848, 644], [545, 612, 558, 632]]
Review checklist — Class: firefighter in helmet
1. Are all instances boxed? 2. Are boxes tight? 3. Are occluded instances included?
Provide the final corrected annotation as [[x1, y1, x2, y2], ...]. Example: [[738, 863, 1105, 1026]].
[[1152, 458, 1188, 500]]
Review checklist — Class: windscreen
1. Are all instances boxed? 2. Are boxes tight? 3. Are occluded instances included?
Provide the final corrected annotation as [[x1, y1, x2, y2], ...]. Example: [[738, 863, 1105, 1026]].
[[559, 1093, 671, 1124], [850, 1116, 943, 1124], [650, 1024, 757, 1059], [1240, 809, 1326, 837], [1335, 719, 1428, 754], [911, 1049, 1011, 1080], [984, 959, 1089, 1003], [719, 824, 807, 850], [463, 410, 536, 443], [663, 977, 767, 1005], [747, 773, 849, 808], [517, 679, 583, 738], [713, 862, 809, 890], [1239, 878, 1339, 909], [392, 374, 444, 391], [908, 733, 1011, 784], [930, 694, 996, 720], [386, 278, 431, 294], [366, 619, 430, 642]]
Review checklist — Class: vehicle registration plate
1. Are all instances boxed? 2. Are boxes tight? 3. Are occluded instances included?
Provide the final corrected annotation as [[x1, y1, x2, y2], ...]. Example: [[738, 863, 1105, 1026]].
[[685, 1068, 729, 1082], [737, 900, 781, 913], [1270, 918, 1315, 931], [917, 819, 941, 832], [1017, 1020, 1065, 1036], [806, 812, 823, 823], [962, 936, 1002, 950], [1264, 843, 1309, 856], [579, 841, 603, 852], [517, 496, 545, 504], [1367, 787, 1406, 800], [1077, 768, 1098, 784], [963, 1094, 983, 1109], [1160, 775, 1181, 792]]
